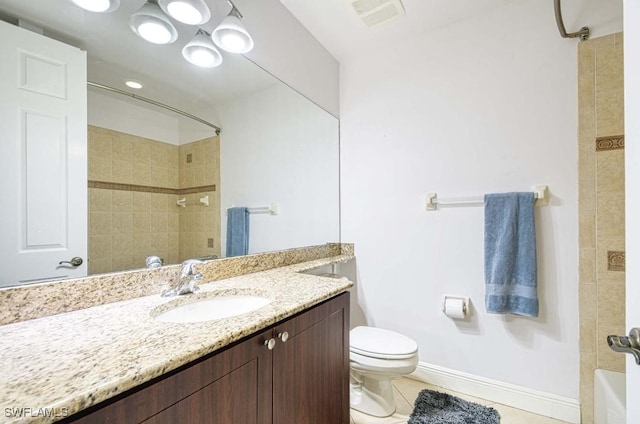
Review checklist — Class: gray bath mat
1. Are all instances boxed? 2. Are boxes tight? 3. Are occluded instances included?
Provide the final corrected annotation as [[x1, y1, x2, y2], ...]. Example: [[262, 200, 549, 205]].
[[408, 389, 500, 424]]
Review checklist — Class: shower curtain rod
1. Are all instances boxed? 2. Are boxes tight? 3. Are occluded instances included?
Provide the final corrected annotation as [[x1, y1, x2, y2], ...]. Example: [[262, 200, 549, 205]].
[[87, 81, 221, 135], [554, 0, 589, 40]]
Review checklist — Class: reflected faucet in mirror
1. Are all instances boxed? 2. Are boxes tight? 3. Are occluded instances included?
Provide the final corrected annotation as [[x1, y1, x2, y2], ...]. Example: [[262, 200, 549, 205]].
[[146, 256, 164, 269]]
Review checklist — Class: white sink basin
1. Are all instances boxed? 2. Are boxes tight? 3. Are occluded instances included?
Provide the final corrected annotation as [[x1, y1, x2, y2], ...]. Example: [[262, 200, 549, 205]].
[[153, 295, 271, 323]]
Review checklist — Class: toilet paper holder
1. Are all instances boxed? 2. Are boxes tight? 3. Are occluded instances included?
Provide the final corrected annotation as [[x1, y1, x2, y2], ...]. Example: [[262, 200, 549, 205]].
[[442, 295, 469, 318]]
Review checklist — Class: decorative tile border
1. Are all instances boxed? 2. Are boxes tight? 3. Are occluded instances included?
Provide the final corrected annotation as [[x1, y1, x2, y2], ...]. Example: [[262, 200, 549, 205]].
[[596, 135, 625, 151], [88, 181, 216, 195], [607, 250, 625, 271]]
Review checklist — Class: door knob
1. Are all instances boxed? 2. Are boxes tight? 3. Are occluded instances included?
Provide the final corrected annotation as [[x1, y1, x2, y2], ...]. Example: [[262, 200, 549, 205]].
[[58, 257, 83, 267], [607, 327, 640, 365]]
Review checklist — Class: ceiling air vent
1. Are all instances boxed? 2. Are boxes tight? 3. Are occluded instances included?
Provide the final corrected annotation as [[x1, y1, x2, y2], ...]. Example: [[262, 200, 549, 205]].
[[349, 0, 405, 27]]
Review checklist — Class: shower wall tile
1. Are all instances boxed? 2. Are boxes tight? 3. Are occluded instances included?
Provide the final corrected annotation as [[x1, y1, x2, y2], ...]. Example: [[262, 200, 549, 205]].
[[89, 188, 112, 212], [90, 212, 112, 236], [596, 239, 625, 284], [578, 32, 624, 422], [112, 212, 133, 234], [88, 127, 220, 274], [597, 282, 626, 327], [595, 194, 625, 239], [89, 235, 112, 260], [595, 48, 624, 93], [89, 157, 112, 181], [111, 159, 133, 184], [595, 89, 625, 137], [133, 192, 151, 212], [607, 251, 625, 271], [133, 166, 152, 187], [596, 324, 626, 372], [578, 214, 595, 249], [112, 233, 133, 254], [595, 150, 625, 192], [578, 177, 596, 214], [579, 351, 595, 424], [112, 190, 133, 211], [111, 135, 132, 161], [579, 248, 596, 284]]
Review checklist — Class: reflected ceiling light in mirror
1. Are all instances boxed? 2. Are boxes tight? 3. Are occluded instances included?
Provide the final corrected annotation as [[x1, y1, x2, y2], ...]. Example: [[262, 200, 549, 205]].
[[125, 80, 143, 89], [70, 0, 120, 13], [159, 0, 211, 25], [211, 2, 254, 54], [129, 0, 178, 45], [182, 29, 223, 68]]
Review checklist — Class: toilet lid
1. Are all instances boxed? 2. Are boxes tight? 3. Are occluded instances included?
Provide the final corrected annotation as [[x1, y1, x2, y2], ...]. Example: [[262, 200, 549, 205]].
[[350, 326, 418, 360]]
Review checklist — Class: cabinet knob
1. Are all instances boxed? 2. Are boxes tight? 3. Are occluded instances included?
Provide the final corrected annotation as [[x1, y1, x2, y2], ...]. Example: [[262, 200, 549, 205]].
[[264, 338, 276, 350], [277, 331, 289, 343]]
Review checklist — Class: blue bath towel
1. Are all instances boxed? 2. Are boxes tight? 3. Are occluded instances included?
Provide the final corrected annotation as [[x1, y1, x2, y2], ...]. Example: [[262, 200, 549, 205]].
[[226, 207, 249, 257], [484, 192, 538, 317]]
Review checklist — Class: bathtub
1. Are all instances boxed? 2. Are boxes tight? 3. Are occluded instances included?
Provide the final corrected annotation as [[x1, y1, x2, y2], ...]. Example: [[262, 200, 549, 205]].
[[594, 369, 626, 424]]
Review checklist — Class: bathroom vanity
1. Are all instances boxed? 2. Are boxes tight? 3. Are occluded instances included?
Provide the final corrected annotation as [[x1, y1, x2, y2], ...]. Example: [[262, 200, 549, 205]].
[[0, 248, 354, 424], [68, 293, 350, 424]]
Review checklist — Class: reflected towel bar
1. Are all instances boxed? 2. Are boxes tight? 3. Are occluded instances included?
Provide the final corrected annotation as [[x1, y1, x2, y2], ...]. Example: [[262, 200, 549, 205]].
[[426, 185, 548, 211], [227, 203, 279, 215]]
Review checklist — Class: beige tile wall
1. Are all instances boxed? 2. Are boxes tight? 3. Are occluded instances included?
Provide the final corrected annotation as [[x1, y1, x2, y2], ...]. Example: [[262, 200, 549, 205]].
[[88, 126, 220, 274], [578, 33, 625, 424], [178, 137, 221, 261]]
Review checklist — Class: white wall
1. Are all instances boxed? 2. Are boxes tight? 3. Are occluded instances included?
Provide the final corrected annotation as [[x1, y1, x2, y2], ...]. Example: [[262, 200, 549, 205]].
[[340, 0, 622, 400], [236, 0, 340, 118], [624, 0, 640, 420], [88, 89, 215, 145], [218, 83, 340, 256]]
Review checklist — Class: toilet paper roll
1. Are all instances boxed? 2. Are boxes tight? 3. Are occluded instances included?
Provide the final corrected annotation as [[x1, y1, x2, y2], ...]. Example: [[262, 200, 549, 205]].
[[443, 297, 466, 319]]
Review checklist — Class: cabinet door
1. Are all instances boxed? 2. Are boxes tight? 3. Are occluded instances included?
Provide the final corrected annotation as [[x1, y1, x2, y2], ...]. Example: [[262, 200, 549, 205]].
[[272, 292, 350, 424], [67, 329, 273, 424]]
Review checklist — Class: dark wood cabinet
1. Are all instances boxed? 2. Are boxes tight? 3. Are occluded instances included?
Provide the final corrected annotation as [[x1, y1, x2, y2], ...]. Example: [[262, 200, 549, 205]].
[[65, 292, 349, 424]]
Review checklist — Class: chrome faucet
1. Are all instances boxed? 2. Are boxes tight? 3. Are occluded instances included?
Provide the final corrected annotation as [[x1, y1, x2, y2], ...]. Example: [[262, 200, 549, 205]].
[[162, 259, 205, 297], [607, 328, 640, 365]]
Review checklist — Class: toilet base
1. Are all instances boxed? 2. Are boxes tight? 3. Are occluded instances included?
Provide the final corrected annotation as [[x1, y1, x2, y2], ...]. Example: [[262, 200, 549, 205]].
[[349, 371, 397, 417]]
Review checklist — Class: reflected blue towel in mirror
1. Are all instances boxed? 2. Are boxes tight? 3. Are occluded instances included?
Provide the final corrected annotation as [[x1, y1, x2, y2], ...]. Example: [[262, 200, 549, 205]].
[[484, 192, 538, 317], [226, 207, 249, 257]]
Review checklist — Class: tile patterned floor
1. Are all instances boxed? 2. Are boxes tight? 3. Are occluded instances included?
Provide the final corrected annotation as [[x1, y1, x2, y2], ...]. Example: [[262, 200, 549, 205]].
[[350, 377, 571, 424]]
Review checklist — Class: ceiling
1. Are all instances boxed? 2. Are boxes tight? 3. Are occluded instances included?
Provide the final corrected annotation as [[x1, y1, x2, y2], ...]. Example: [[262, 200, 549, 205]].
[[0, 0, 277, 116], [279, 0, 515, 61]]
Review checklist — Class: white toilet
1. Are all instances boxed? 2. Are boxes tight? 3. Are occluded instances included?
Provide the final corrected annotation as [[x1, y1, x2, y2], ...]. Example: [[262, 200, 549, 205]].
[[349, 326, 419, 417]]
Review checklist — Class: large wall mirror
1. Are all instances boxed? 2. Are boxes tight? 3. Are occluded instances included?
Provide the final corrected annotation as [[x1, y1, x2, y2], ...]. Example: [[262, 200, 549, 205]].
[[0, 0, 339, 287]]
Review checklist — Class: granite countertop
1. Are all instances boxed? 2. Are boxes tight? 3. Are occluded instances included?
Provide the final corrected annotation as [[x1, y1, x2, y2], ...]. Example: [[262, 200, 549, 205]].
[[0, 255, 354, 423]]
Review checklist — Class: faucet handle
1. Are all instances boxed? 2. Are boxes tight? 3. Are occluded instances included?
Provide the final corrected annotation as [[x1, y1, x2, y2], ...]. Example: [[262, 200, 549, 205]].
[[187, 273, 203, 294]]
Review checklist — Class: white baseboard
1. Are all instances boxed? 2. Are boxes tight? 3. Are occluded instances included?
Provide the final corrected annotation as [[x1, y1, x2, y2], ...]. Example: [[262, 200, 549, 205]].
[[410, 362, 581, 424]]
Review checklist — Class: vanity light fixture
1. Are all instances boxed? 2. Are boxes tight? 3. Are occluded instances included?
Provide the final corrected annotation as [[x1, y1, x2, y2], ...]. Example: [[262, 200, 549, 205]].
[[129, 0, 178, 45], [182, 29, 223, 68], [125, 80, 143, 89], [211, 1, 254, 54], [159, 0, 211, 25], [70, 0, 120, 13]]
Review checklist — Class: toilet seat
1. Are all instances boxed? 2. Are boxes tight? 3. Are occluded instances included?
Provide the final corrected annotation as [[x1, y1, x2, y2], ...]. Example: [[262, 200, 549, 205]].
[[350, 326, 418, 360]]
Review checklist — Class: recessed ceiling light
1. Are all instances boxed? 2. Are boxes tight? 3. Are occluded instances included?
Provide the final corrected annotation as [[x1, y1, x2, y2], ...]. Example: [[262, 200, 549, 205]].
[[125, 81, 143, 89]]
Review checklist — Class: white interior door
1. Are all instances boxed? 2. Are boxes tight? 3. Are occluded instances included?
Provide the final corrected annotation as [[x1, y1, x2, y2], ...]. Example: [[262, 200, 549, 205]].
[[624, 1, 640, 422], [0, 20, 87, 287]]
